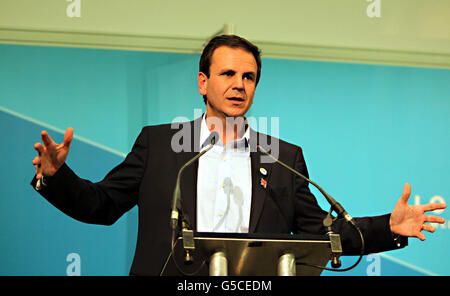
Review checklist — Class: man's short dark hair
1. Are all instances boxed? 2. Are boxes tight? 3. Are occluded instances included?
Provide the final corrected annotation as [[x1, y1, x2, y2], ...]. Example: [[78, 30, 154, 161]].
[[199, 35, 262, 104]]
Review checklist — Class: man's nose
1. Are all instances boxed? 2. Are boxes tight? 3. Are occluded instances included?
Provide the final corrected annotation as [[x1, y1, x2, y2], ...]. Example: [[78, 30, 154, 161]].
[[232, 76, 244, 90]]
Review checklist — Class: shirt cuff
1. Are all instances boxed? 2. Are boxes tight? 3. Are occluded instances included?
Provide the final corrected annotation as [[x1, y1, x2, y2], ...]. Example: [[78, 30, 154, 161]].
[[391, 231, 408, 248], [34, 174, 52, 191]]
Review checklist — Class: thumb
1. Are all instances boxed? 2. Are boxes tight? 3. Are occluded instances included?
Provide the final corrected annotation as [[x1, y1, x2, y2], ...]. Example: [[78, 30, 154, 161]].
[[399, 183, 412, 204], [63, 127, 74, 148]]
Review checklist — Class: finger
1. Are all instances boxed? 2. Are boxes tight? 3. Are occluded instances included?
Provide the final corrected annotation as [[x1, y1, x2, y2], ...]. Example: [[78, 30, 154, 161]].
[[399, 183, 411, 204], [35, 164, 42, 180], [41, 130, 56, 147], [63, 127, 74, 148], [417, 232, 426, 241], [32, 156, 40, 165], [422, 224, 435, 233], [34, 142, 45, 156], [424, 215, 445, 224], [421, 203, 447, 213]]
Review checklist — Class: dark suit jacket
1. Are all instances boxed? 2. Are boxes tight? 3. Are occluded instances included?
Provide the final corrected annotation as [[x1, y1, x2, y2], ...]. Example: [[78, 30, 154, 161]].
[[32, 116, 406, 275]]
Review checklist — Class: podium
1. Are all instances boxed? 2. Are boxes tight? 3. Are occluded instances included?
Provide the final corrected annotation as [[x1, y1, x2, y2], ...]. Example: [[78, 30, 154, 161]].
[[170, 232, 342, 276]]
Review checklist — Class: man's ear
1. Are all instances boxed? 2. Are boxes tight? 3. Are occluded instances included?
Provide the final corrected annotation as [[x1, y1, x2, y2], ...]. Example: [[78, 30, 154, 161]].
[[198, 72, 208, 96]]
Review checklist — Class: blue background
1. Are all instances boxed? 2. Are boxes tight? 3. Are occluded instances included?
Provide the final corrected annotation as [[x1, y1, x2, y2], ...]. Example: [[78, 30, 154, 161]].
[[0, 44, 448, 275]]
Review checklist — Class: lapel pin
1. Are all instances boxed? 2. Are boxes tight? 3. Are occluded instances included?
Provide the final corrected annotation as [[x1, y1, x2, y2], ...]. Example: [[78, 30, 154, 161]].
[[259, 167, 267, 176], [260, 178, 267, 189]]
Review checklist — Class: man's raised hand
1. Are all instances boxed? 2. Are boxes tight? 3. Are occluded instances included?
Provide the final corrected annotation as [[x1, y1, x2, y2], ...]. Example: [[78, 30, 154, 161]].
[[390, 183, 446, 241], [32, 128, 74, 180]]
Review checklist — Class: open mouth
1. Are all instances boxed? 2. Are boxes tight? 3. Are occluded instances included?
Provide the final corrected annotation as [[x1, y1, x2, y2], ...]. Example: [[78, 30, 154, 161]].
[[227, 97, 244, 102]]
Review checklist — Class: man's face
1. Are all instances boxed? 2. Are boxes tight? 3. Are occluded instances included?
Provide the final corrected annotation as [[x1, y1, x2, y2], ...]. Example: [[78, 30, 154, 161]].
[[198, 46, 257, 119]]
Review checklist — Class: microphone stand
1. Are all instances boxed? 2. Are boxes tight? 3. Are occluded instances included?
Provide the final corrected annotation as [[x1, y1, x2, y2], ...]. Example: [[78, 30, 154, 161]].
[[257, 145, 365, 272], [162, 132, 218, 276], [170, 135, 217, 248]]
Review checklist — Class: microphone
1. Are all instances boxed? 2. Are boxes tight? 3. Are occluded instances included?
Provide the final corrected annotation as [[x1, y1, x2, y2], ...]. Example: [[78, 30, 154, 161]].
[[257, 145, 354, 223], [170, 131, 219, 247], [256, 144, 365, 271]]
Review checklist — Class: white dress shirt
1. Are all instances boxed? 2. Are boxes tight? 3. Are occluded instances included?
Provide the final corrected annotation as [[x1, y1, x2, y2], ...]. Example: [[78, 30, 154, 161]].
[[196, 115, 252, 233]]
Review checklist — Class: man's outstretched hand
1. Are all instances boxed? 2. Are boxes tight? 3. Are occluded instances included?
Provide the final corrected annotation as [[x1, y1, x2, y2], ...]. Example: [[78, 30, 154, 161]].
[[32, 128, 74, 180], [390, 183, 446, 241]]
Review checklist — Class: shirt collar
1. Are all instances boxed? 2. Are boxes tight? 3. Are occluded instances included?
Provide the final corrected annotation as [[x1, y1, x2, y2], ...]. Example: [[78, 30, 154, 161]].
[[199, 113, 250, 151]]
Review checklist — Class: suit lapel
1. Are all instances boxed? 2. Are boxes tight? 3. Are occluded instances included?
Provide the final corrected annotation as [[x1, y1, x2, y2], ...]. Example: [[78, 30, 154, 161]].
[[176, 116, 202, 231], [249, 130, 273, 233]]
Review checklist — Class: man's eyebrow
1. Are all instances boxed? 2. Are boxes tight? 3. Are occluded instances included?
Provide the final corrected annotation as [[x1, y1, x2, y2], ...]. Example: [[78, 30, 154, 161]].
[[219, 69, 256, 77], [220, 69, 235, 74]]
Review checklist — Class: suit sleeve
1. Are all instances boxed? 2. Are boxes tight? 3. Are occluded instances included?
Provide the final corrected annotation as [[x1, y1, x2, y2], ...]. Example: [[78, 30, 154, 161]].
[[292, 147, 407, 255], [30, 127, 148, 225]]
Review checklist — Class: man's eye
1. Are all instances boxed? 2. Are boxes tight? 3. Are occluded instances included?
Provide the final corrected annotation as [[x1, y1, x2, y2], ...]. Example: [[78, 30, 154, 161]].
[[244, 74, 255, 81]]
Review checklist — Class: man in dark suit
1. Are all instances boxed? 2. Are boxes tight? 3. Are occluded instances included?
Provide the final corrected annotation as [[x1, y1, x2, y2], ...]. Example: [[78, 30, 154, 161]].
[[31, 35, 446, 276]]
